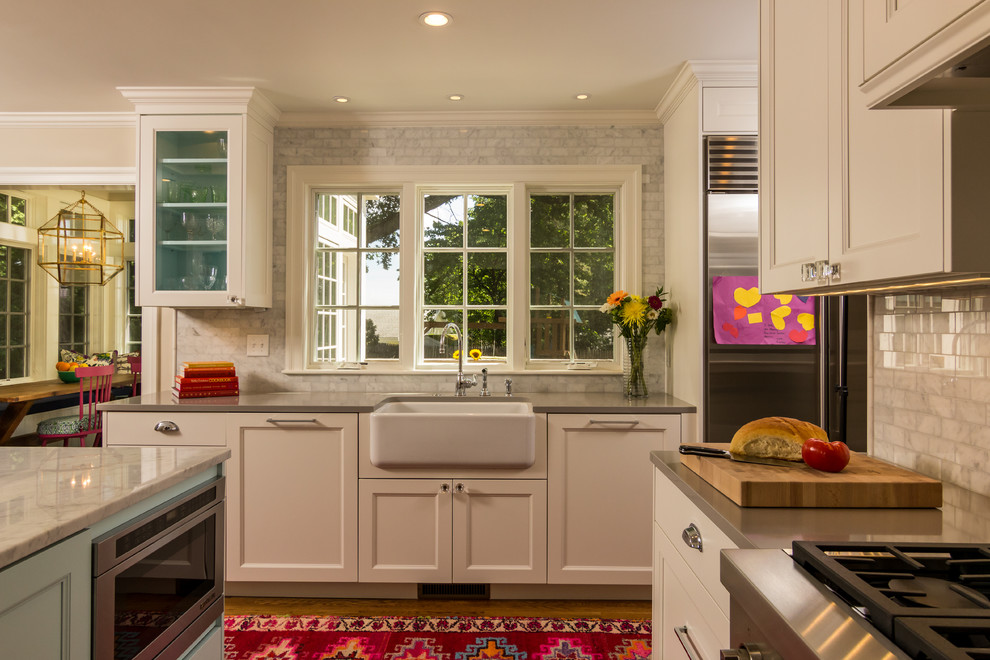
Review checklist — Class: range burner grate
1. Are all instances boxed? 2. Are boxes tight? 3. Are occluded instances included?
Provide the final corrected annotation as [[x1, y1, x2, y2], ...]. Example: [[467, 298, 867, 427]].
[[792, 541, 990, 646]]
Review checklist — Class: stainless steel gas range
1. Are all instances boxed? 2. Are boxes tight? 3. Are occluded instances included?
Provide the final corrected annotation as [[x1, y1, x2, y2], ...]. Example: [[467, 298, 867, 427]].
[[720, 542, 990, 660]]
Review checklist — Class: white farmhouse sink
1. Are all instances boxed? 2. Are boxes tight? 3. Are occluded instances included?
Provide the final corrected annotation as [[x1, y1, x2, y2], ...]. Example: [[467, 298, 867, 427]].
[[369, 396, 536, 468]]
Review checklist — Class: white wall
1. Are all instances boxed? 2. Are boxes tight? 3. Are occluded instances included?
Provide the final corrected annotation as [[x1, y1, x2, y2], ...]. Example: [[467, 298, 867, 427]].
[[0, 126, 134, 169], [174, 123, 666, 396]]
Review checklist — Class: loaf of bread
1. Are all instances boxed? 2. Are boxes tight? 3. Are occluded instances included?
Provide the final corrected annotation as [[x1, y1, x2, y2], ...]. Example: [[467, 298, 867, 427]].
[[728, 416, 829, 461]]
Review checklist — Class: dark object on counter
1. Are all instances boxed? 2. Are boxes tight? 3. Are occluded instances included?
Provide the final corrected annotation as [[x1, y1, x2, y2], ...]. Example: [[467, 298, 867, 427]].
[[678, 443, 801, 468]]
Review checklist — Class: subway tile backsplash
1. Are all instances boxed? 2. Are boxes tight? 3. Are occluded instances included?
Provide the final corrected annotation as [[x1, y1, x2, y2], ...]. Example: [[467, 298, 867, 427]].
[[176, 123, 665, 396], [874, 287, 990, 506]]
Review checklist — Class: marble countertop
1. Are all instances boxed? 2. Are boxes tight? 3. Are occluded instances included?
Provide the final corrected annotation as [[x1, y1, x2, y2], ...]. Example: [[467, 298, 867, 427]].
[[0, 446, 229, 570], [651, 450, 990, 548], [100, 390, 697, 414]]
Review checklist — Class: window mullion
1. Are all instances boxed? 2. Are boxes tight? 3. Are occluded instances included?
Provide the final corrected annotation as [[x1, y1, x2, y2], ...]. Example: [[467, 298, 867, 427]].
[[510, 182, 529, 370]]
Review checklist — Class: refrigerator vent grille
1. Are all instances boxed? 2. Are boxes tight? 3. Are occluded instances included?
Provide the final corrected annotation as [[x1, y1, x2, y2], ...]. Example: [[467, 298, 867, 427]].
[[707, 136, 758, 193]]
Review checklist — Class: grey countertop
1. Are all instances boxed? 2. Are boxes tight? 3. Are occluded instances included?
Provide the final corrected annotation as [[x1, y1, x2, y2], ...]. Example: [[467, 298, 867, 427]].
[[101, 390, 697, 414], [0, 446, 229, 570], [651, 450, 988, 548]]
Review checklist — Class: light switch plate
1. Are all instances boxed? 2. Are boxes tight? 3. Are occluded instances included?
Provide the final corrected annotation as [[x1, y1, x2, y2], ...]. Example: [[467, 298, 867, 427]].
[[246, 334, 269, 357]]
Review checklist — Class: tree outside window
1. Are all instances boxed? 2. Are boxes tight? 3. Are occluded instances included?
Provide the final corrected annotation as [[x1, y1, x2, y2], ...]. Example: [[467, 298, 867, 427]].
[[313, 192, 400, 363], [530, 193, 615, 361]]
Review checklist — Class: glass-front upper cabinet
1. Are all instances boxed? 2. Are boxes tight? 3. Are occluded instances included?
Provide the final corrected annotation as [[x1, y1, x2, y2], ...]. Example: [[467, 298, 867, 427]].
[[136, 110, 273, 308]]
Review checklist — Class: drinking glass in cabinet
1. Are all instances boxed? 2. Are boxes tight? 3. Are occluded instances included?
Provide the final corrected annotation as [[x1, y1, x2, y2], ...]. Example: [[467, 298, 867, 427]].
[[206, 214, 225, 240]]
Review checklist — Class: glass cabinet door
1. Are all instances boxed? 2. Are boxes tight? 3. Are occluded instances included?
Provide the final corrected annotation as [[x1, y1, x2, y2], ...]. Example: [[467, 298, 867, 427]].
[[154, 130, 229, 293]]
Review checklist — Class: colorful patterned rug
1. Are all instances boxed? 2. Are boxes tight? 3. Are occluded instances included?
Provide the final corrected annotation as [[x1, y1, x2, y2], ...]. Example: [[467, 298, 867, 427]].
[[223, 615, 652, 660]]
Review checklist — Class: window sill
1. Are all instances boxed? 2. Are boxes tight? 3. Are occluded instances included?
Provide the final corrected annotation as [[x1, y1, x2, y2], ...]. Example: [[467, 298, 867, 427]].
[[281, 367, 622, 377]]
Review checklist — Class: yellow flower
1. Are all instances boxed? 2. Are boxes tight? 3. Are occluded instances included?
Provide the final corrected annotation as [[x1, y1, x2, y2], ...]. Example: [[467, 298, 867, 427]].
[[620, 296, 649, 327], [469, 349, 482, 360], [607, 290, 628, 306], [452, 350, 460, 359]]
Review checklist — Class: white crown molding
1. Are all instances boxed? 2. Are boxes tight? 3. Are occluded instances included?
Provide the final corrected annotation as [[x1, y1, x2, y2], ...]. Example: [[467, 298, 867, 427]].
[[0, 113, 136, 128], [276, 109, 660, 128], [0, 167, 137, 185], [655, 60, 757, 123], [117, 86, 282, 130]]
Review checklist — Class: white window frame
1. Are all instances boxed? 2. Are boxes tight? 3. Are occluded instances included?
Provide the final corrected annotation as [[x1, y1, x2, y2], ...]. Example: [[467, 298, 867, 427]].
[[285, 165, 641, 375]]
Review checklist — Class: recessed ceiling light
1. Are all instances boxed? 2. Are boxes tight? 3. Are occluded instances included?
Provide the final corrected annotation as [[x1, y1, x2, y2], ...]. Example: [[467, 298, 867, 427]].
[[448, 94, 464, 101], [420, 11, 451, 27], [333, 96, 350, 103], [575, 93, 590, 100]]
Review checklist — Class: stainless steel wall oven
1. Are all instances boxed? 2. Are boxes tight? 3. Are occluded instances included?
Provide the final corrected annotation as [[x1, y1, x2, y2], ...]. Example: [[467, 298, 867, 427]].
[[93, 477, 225, 660]]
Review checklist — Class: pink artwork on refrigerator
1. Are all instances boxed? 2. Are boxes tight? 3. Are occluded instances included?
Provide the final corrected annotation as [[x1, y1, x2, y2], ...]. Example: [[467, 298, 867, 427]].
[[712, 276, 817, 345]]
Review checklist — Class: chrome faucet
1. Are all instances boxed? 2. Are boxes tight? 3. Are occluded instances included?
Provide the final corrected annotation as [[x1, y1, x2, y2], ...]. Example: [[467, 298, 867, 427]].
[[480, 368, 491, 396], [439, 322, 476, 396]]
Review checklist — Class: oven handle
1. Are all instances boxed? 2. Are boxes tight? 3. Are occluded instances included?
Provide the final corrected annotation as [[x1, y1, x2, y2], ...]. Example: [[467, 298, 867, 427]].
[[674, 625, 704, 660]]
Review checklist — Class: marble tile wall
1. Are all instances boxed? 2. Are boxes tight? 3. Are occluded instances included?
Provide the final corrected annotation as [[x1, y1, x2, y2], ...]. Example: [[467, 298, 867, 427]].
[[873, 287, 990, 516], [176, 124, 665, 395]]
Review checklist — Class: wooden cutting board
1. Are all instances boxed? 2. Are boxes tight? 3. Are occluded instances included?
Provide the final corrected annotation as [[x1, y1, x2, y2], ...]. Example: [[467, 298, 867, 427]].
[[679, 443, 942, 508]]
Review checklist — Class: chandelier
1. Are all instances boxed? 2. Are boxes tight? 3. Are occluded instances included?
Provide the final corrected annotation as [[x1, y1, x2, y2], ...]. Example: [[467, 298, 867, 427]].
[[37, 191, 125, 286]]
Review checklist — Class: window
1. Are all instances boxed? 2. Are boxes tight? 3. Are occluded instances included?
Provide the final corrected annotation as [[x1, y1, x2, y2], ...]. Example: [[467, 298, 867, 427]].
[[0, 193, 26, 226], [58, 286, 89, 354], [285, 165, 641, 373], [422, 193, 508, 363], [124, 261, 141, 354], [312, 192, 400, 363], [529, 194, 615, 361], [0, 245, 29, 379]]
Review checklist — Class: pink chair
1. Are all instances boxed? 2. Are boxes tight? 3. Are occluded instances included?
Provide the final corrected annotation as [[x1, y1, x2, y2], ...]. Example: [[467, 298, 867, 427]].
[[126, 354, 141, 396], [37, 364, 115, 447]]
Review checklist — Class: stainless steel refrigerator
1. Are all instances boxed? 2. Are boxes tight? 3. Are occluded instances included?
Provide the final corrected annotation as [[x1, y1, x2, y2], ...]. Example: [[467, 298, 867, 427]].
[[703, 136, 867, 450]]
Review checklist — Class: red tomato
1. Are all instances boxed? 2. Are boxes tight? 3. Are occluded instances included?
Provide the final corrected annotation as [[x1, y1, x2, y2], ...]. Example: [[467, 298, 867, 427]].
[[801, 437, 851, 473]]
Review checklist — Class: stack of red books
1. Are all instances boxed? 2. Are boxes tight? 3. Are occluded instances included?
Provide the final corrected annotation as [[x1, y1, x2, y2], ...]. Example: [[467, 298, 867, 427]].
[[172, 361, 239, 399]]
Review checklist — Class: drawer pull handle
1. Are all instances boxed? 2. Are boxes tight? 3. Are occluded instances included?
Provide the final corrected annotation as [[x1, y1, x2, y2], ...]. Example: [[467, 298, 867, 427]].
[[588, 419, 640, 426], [265, 418, 319, 424], [674, 626, 703, 660], [682, 523, 703, 552], [154, 421, 179, 433]]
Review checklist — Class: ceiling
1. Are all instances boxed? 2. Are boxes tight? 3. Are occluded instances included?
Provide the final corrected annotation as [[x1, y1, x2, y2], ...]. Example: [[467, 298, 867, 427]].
[[3, 0, 757, 117]]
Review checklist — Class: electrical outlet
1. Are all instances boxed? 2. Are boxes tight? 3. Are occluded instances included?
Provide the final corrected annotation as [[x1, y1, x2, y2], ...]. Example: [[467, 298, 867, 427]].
[[246, 334, 269, 357]]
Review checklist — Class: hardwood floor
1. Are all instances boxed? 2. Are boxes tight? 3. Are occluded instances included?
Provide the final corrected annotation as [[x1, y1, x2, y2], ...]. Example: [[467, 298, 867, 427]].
[[224, 597, 651, 620]]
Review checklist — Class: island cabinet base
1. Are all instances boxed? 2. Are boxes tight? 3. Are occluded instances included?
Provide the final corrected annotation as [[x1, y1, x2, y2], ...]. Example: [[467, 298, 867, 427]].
[[0, 531, 90, 660]]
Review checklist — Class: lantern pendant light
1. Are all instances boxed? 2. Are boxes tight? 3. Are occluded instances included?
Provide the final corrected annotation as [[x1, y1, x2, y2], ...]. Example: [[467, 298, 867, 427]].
[[37, 191, 125, 286]]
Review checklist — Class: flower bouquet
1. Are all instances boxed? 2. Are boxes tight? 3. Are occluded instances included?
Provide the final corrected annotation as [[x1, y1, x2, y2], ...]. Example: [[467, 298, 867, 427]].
[[600, 285, 674, 397]]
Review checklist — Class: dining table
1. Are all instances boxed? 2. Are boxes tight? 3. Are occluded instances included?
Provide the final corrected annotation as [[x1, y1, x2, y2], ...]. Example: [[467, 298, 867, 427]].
[[0, 373, 135, 445]]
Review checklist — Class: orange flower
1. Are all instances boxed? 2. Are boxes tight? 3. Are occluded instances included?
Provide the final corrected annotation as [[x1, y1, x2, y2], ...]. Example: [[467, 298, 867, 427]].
[[607, 290, 628, 306]]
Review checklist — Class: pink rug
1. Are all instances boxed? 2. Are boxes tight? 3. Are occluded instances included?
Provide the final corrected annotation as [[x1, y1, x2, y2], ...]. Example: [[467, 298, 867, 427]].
[[224, 615, 652, 660]]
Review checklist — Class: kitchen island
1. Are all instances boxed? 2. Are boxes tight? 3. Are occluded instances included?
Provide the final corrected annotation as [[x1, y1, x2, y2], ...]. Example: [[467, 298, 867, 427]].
[[650, 449, 990, 659], [0, 445, 229, 659]]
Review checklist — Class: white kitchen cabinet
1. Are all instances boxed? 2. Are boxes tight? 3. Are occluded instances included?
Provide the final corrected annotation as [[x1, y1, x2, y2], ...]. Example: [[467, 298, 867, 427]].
[[652, 468, 735, 659], [759, 0, 990, 295], [103, 410, 227, 447], [358, 478, 546, 584], [226, 413, 358, 582], [547, 414, 680, 585], [860, 0, 990, 107], [0, 531, 90, 659], [701, 86, 758, 134], [123, 87, 277, 308]]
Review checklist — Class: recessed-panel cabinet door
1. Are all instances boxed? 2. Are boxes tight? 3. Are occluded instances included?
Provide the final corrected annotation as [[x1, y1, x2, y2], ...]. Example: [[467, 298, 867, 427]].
[[758, 0, 834, 293], [358, 479, 453, 583], [226, 413, 358, 582], [451, 479, 547, 584], [548, 414, 680, 585]]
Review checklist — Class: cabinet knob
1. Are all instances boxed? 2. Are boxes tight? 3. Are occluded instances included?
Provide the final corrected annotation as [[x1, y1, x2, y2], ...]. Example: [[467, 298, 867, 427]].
[[454, 483, 466, 494], [227, 295, 244, 306], [439, 483, 450, 494], [682, 523, 703, 551], [154, 420, 179, 433]]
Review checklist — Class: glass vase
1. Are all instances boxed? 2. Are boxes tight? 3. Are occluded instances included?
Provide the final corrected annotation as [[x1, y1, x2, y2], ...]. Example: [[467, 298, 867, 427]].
[[623, 334, 649, 398]]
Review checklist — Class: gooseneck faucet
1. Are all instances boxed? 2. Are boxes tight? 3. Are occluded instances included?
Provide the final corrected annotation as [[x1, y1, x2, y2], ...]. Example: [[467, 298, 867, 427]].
[[439, 322, 476, 396]]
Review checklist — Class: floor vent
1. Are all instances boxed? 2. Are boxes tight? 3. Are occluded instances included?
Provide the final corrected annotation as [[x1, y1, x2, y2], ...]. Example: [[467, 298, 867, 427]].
[[417, 583, 490, 600]]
